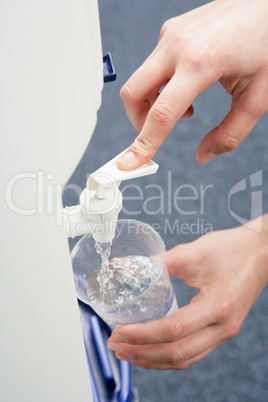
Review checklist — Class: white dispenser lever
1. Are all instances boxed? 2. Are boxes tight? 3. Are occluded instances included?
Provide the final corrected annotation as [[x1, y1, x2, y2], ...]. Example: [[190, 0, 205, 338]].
[[63, 150, 159, 242]]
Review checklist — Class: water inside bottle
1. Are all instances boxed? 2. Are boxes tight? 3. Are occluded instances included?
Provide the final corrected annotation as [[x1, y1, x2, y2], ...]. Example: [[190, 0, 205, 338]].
[[88, 241, 178, 328], [88, 253, 159, 305], [95, 241, 113, 288]]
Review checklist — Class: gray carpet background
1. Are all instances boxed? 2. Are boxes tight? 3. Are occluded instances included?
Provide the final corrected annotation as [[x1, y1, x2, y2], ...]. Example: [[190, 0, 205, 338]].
[[63, 1, 268, 401]]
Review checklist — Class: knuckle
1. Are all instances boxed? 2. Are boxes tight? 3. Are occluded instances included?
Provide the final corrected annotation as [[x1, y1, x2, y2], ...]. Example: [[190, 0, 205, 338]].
[[150, 101, 175, 126], [214, 297, 234, 322], [159, 26, 189, 55], [217, 129, 241, 152], [166, 319, 185, 342], [159, 21, 169, 39], [132, 134, 157, 155], [184, 46, 214, 75], [120, 80, 137, 103], [186, 54, 204, 73], [164, 30, 186, 54], [167, 348, 187, 367], [159, 19, 173, 39], [223, 321, 242, 340]]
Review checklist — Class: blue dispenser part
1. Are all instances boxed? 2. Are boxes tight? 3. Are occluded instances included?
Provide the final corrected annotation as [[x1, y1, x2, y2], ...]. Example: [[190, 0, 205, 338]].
[[103, 52, 117, 82], [90, 315, 116, 391], [118, 360, 132, 402], [78, 301, 132, 402]]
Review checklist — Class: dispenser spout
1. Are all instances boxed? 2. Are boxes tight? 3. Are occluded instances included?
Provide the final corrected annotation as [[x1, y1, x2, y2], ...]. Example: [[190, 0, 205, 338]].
[[63, 149, 158, 243]]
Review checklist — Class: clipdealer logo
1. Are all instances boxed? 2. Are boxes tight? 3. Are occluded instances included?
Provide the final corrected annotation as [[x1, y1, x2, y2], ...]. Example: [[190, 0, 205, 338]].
[[228, 170, 263, 232], [4, 169, 264, 235]]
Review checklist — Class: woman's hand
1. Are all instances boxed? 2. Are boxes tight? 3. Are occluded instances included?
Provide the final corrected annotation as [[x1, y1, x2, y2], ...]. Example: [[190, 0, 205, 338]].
[[107, 215, 268, 370], [117, 0, 268, 170]]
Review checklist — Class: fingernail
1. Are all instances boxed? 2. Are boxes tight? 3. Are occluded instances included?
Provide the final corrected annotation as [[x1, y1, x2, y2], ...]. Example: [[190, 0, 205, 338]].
[[115, 352, 127, 361], [117, 150, 136, 165], [111, 333, 127, 343], [107, 342, 121, 352], [200, 151, 216, 164]]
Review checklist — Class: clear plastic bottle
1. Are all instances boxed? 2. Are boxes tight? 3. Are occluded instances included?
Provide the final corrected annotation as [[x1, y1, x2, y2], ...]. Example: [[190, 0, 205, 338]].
[[72, 219, 178, 329]]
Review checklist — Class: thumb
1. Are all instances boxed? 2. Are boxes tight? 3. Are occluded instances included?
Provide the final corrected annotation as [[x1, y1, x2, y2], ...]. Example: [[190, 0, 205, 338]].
[[165, 241, 202, 284], [116, 72, 197, 171], [196, 79, 268, 164]]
